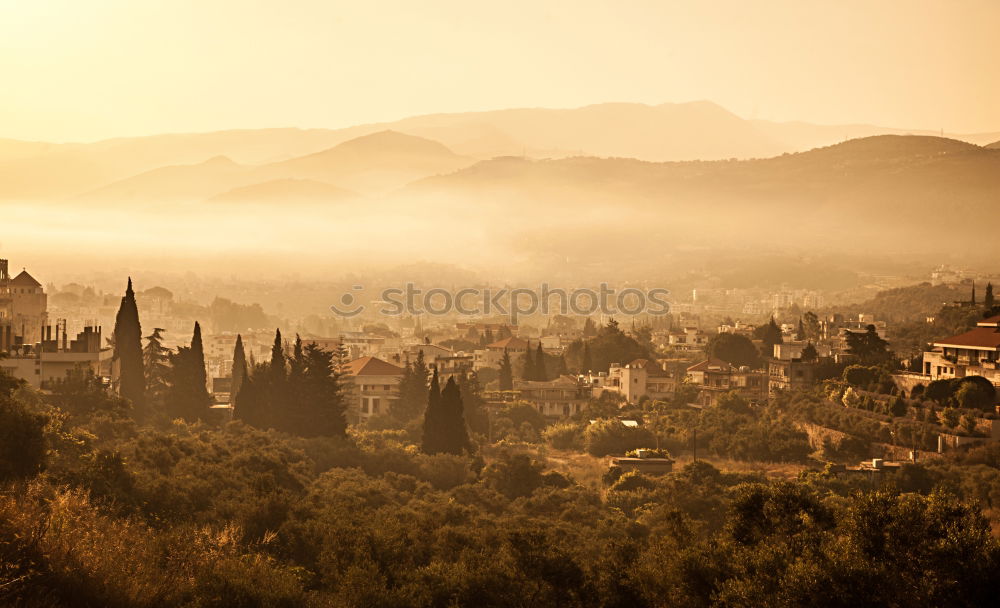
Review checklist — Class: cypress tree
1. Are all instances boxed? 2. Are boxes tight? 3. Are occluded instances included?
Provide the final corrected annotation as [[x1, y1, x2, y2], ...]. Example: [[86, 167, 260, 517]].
[[439, 376, 470, 455], [233, 361, 269, 428], [270, 328, 286, 381], [581, 342, 592, 374], [421, 369, 444, 453], [114, 278, 145, 412], [521, 344, 535, 380], [231, 334, 247, 401], [166, 322, 211, 422], [498, 349, 514, 390], [556, 354, 569, 377], [534, 342, 547, 381], [985, 283, 995, 309]]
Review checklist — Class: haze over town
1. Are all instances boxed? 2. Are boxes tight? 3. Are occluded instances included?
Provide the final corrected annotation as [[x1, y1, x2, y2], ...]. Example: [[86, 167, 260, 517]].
[[2, 2, 1000, 606]]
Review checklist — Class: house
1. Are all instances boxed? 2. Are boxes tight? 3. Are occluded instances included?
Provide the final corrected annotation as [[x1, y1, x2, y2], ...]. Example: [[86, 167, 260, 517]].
[[1, 325, 112, 390], [340, 356, 405, 423], [514, 374, 588, 417], [767, 357, 823, 395], [602, 359, 676, 404], [921, 315, 1000, 386], [667, 326, 707, 349], [476, 336, 532, 369], [686, 358, 767, 406]]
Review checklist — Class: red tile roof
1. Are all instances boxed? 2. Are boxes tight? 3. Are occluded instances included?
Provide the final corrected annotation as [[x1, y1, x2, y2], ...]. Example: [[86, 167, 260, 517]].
[[934, 327, 1000, 350], [978, 315, 1000, 327], [342, 356, 405, 376]]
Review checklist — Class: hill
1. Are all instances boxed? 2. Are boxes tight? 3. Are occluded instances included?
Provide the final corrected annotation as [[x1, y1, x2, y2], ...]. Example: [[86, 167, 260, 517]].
[[207, 178, 357, 205], [987, 140, 1000, 149], [80, 156, 255, 203], [258, 130, 474, 195], [3, 101, 999, 201], [402, 135, 1000, 262]]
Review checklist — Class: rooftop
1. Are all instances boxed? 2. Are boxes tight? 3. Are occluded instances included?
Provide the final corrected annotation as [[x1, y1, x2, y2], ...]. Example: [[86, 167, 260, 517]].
[[934, 326, 1000, 351], [9, 270, 41, 288], [341, 356, 405, 377]]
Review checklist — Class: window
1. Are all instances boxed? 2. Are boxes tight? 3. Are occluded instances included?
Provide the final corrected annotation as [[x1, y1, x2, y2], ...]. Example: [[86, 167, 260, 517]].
[[372, 398, 381, 413]]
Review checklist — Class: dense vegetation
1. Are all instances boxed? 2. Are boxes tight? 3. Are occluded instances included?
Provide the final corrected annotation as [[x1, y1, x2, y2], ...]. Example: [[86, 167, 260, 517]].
[[3, 361, 1000, 607]]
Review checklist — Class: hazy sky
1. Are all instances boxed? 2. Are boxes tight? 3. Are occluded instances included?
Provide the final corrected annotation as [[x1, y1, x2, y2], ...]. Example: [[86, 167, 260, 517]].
[[2, 0, 998, 142]]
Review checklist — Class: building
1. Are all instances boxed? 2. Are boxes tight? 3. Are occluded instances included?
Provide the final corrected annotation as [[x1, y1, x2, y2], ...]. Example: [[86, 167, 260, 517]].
[[0, 325, 111, 390], [686, 358, 767, 406], [475, 336, 532, 370], [921, 315, 1000, 386], [601, 359, 677, 404], [665, 327, 707, 350], [514, 374, 588, 417], [0, 259, 48, 351], [340, 356, 405, 423]]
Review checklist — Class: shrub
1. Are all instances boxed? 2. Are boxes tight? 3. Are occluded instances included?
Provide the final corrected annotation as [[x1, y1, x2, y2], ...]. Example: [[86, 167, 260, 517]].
[[542, 422, 584, 450], [583, 419, 656, 457], [0, 398, 47, 482], [609, 471, 657, 493]]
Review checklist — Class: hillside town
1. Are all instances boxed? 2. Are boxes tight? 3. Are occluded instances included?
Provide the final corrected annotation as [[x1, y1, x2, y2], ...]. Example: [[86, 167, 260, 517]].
[[5, 257, 999, 463]]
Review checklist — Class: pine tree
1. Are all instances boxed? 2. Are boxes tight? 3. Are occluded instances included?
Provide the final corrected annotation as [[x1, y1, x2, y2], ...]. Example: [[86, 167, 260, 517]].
[[421, 369, 444, 453], [166, 322, 211, 422], [498, 349, 514, 390], [290, 342, 347, 437], [231, 334, 247, 401], [114, 278, 145, 412], [393, 350, 428, 422], [142, 327, 170, 413], [757, 317, 783, 356], [521, 344, 535, 380], [534, 342, 547, 381], [985, 283, 995, 309]]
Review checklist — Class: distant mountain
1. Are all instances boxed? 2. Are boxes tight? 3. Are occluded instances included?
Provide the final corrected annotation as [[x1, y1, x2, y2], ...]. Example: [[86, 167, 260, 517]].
[[403, 135, 1000, 259], [257, 130, 473, 195], [987, 140, 1000, 149], [751, 121, 1000, 152], [80, 156, 255, 203], [78, 131, 469, 202], [384, 101, 787, 160], [207, 178, 357, 205], [3, 101, 999, 201]]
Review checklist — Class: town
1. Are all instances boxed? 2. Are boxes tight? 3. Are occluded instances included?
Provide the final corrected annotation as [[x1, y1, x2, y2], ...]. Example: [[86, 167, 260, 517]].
[[3, 1, 1000, 605]]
